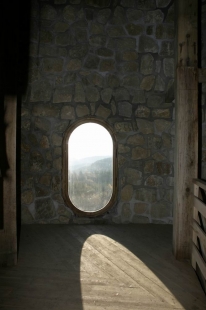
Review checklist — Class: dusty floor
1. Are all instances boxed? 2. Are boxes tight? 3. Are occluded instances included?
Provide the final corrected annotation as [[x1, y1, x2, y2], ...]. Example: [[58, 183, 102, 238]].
[[0, 224, 205, 309]]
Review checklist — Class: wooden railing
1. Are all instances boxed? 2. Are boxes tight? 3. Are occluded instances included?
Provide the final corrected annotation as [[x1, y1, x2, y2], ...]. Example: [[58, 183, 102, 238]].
[[192, 179, 206, 294]]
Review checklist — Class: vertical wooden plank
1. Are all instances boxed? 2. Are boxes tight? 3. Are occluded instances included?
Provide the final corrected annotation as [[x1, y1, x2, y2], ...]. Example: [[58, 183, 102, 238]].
[[173, 0, 198, 260], [0, 96, 17, 266]]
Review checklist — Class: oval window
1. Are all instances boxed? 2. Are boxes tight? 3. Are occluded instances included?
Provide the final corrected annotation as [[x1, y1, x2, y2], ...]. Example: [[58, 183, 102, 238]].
[[62, 119, 117, 217]]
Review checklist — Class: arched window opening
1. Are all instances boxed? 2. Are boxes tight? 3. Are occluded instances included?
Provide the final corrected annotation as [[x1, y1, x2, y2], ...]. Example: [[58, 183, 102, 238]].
[[62, 119, 117, 217]]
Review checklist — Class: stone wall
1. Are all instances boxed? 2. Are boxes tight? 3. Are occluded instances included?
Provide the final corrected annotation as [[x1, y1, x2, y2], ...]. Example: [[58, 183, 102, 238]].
[[21, 0, 175, 224]]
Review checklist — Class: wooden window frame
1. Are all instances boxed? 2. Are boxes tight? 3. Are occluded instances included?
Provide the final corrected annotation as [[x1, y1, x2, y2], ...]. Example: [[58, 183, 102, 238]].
[[62, 117, 118, 217]]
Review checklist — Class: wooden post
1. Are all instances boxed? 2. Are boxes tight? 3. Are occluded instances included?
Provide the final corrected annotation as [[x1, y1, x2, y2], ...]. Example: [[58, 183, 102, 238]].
[[173, 0, 198, 259], [0, 96, 17, 266]]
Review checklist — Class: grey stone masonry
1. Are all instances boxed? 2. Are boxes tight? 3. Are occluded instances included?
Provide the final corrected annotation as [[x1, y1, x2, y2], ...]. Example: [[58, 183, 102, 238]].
[[21, 0, 174, 224]]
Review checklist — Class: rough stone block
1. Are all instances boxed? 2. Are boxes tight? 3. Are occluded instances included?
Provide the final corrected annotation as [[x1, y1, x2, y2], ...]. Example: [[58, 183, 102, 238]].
[[132, 147, 150, 160], [41, 5, 57, 20], [86, 0, 111, 8], [152, 152, 167, 161], [33, 105, 59, 118], [126, 24, 143, 36], [160, 41, 174, 56], [35, 198, 56, 220], [100, 59, 115, 72], [144, 160, 154, 173], [125, 168, 142, 185], [121, 184, 133, 201], [84, 55, 100, 69], [89, 35, 107, 47], [151, 201, 171, 218], [40, 136, 50, 149], [97, 8, 111, 24], [97, 48, 113, 57], [152, 108, 171, 119], [154, 76, 165, 92], [107, 74, 120, 88], [156, 162, 172, 175], [69, 45, 88, 58], [95, 104, 111, 119], [145, 175, 163, 187], [21, 190, 34, 205], [107, 26, 126, 37], [76, 105, 89, 117], [114, 122, 132, 132], [56, 33, 76, 46], [134, 202, 148, 214], [74, 82, 85, 102], [126, 9, 143, 21], [132, 90, 145, 103], [156, 24, 174, 39], [121, 203, 132, 222], [86, 86, 100, 102], [39, 174, 52, 187], [35, 185, 50, 197], [43, 58, 63, 73], [118, 144, 130, 154], [101, 88, 112, 103], [63, 5, 76, 22], [21, 207, 34, 224], [145, 9, 164, 23], [163, 58, 174, 77], [61, 106, 75, 119], [136, 188, 157, 202], [147, 94, 164, 107], [127, 134, 144, 146], [30, 80, 52, 102], [108, 38, 136, 50], [139, 35, 158, 53], [53, 86, 73, 103], [136, 0, 156, 9], [29, 151, 44, 172], [148, 135, 162, 149], [67, 59, 82, 71], [118, 102, 132, 117], [52, 133, 62, 146], [53, 157, 62, 170], [122, 75, 140, 88], [135, 106, 150, 118], [140, 53, 154, 75], [140, 75, 155, 91], [54, 22, 69, 32], [114, 88, 130, 101], [137, 119, 154, 134], [154, 119, 172, 133]]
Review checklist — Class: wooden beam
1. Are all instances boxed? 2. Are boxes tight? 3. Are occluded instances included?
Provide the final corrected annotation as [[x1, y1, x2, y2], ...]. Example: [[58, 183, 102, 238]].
[[193, 178, 206, 191], [0, 96, 17, 266], [173, 0, 198, 260], [194, 197, 206, 218], [192, 244, 206, 279]]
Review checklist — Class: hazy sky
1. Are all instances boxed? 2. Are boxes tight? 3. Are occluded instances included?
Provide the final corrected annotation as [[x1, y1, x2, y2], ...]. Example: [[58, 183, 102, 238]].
[[69, 123, 113, 161]]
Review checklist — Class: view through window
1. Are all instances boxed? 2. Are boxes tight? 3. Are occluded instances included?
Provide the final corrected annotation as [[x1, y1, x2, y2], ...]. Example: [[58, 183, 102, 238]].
[[68, 122, 113, 213]]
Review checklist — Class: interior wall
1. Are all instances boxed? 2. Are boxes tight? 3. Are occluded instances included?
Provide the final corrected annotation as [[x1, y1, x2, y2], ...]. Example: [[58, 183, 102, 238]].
[[21, 0, 175, 224]]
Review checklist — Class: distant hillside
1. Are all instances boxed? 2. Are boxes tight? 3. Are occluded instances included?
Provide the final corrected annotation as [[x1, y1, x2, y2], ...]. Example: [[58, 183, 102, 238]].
[[70, 156, 111, 171], [90, 157, 112, 171]]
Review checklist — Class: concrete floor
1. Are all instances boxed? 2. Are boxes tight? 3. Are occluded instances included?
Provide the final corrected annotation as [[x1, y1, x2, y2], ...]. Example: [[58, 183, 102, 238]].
[[0, 224, 205, 309]]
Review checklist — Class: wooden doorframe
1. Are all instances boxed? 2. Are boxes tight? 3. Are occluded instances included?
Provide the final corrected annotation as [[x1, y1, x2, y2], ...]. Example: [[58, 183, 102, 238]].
[[173, 0, 206, 260], [0, 96, 17, 266]]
